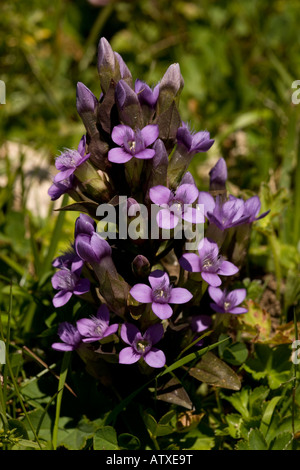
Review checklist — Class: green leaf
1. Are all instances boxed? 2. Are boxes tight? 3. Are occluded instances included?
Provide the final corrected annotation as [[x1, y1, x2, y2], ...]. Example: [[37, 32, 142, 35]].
[[156, 377, 193, 410], [93, 426, 119, 450], [8, 418, 29, 439], [118, 433, 140, 450], [222, 342, 249, 366], [269, 432, 293, 450], [243, 344, 292, 389], [187, 352, 241, 390], [259, 396, 282, 436], [248, 428, 268, 450]]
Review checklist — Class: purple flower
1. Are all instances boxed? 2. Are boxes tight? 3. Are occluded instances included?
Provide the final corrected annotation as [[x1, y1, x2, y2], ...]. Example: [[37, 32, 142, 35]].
[[179, 238, 239, 287], [52, 249, 84, 272], [209, 157, 227, 190], [198, 193, 248, 231], [75, 231, 112, 264], [176, 122, 214, 155], [149, 183, 203, 230], [74, 214, 111, 264], [130, 270, 193, 320], [108, 124, 159, 164], [135, 79, 159, 108], [52, 322, 82, 351], [51, 262, 90, 308], [48, 174, 76, 201], [75, 213, 96, 237], [53, 135, 90, 184], [119, 323, 166, 368], [242, 196, 270, 223], [208, 286, 248, 314], [76, 304, 118, 343]]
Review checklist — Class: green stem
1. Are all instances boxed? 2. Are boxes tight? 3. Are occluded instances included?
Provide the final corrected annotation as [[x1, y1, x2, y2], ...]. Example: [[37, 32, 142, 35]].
[[292, 308, 298, 437], [293, 129, 300, 247], [267, 230, 282, 303], [52, 352, 71, 450]]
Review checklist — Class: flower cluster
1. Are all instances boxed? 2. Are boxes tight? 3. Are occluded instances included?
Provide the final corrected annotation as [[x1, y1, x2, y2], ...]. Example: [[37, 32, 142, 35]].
[[49, 38, 268, 374]]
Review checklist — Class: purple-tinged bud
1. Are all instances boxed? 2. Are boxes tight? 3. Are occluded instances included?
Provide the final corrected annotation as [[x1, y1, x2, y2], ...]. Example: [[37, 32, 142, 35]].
[[76, 82, 99, 137], [131, 255, 151, 278], [158, 63, 184, 113], [97, 37, 117, 93], [209, 158, 228, 191], [76, 82, 98, 114], [114, 52, 132, 83], [115, 80, 143, 129]]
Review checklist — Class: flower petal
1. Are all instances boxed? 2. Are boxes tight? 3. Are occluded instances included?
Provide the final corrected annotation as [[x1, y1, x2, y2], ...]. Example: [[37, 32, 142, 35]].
[[108, 147, 133, 163], [135, 149, 156, 160], [144, 323, 164, 345], [208, 286, 224, 304], [201, 272, 222, 287], [102, 323, 119, 338], [120, 323, 140, 345], [141, 125, 159, 147], [210, 302, 226, 313], [52, 342, 75, 352], [151, 302, 173, 319], [191, 315, 212, 333], [119, 346, 141, 364], [228, 307, 248, 315], [111, 125, 134, 146], [149, 185, 172, 206], [96, 304, 110, 323], [179, 253, 201, 272], [197, 192, 215, 217], [130, 284, 153, 303], [226, 288, 247, 307], [148, 270, 169, 290], [169, 287, 193, 304], [157, 208, 179, 229], [52, 290, 73, 307], [144, 348, 166, 368], [218, 260, 239, 276], [182, 206, 204, 224], [175, 184, 199, 204], [76, 318, 95, 337], [73, 278, 90, 296]]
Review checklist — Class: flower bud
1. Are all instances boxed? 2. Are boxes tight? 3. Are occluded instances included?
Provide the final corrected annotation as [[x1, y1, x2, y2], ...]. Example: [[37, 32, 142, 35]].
[[209, 157, 228, 191], [97, 37, 117, 93], [131, 254, 151, 278]]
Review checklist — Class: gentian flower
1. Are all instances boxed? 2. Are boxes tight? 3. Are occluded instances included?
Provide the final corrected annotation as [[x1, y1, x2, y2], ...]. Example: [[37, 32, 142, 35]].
[[149, 183, 203, 230], [76, 304, 118, 343], [52, 248, 83, 272], [176, 122, 214, 155], [242, 196, 270, 223], [208, 286, 248, 314], [108, 124, 159, 163], [74, 214, 112, 264], [130, 270, 193, 319], [179, 238, 239, 287], [76, 82, 98, 114], [52, 322, 82, 351], [51, 263, 90, 308], [53, 135, 90, 184], [119, 323, 166, 368], [198, 193, 248, 231], [135, 79, 159, 108], [48, 174, 77, 201]]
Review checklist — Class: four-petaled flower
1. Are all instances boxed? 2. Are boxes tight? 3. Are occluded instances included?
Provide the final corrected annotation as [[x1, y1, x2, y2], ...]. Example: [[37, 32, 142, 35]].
[[149, 183, 203, 230], [52, 322, 82, 351], [176, 122, 214, 155], [53, 135, 90, 183], [51, 262, 90, 308], [179, 237, 239, 287], [108, 124, 159, 163], [208, 286, 248, 314], [130, 270, 193, 319], [198, 193, 248, 231], [76, 304, 118, 342], [119, 323, 166, 368]]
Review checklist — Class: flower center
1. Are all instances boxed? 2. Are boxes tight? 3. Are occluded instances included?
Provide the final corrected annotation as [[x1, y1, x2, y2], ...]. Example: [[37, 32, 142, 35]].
[[152, 285, 171, 303], [129, 140, 136, 153], [224, 301, 231, 311], [136, 339, 150, 353]]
